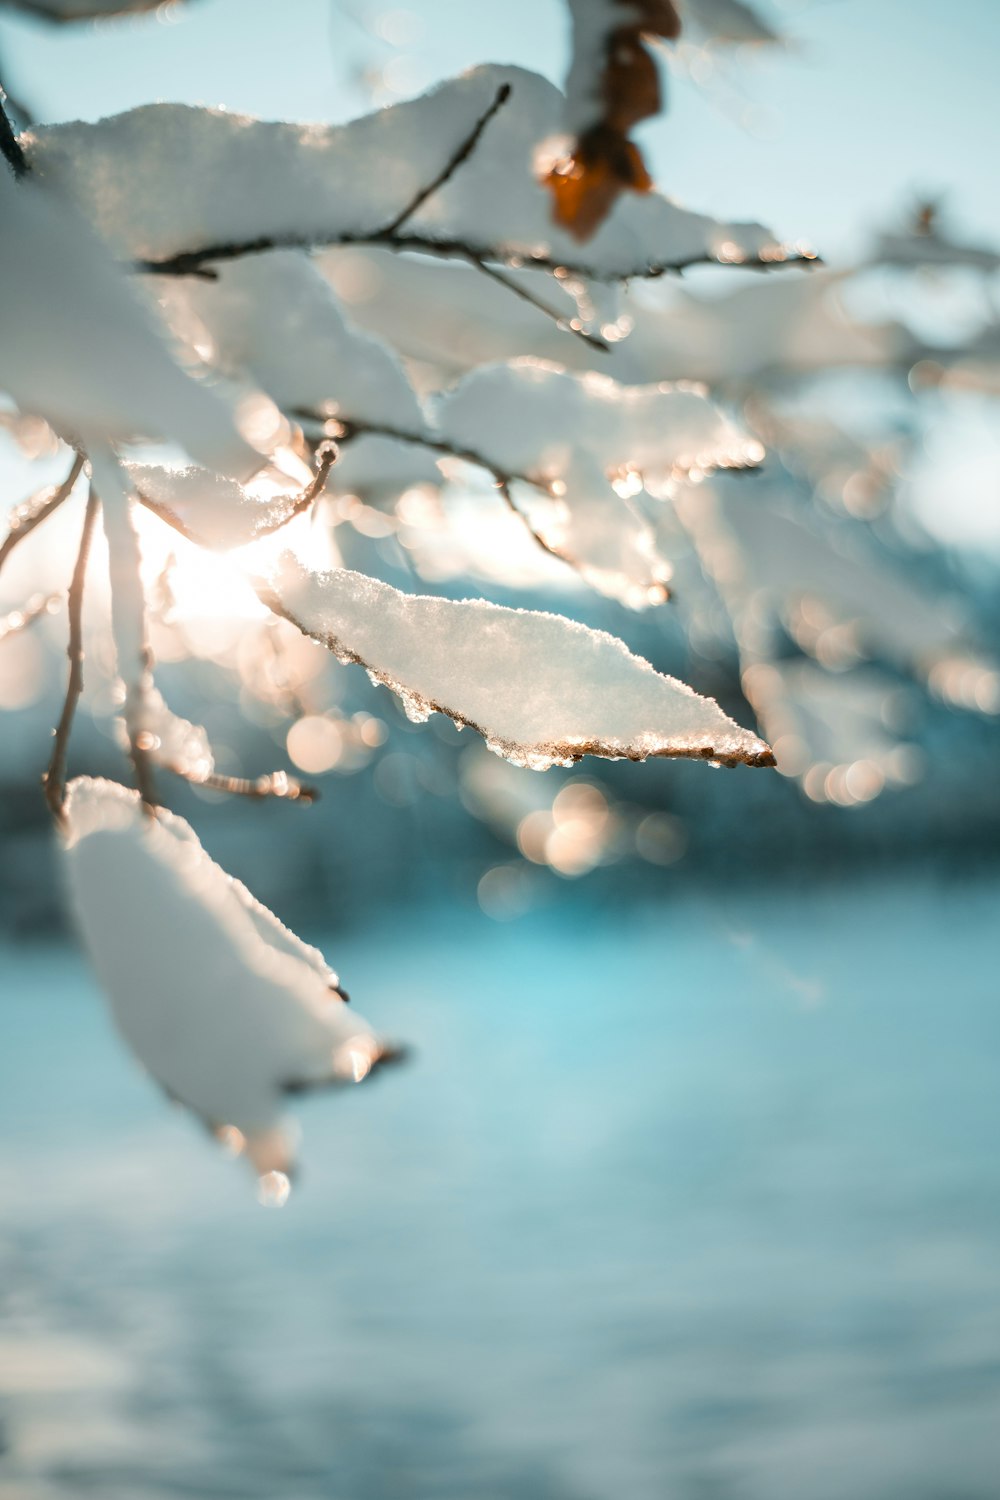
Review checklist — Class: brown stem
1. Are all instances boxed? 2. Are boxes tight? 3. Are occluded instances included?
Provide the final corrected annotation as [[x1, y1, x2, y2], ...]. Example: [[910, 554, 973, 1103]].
[[0, 453, 85, 580], [134, 441, 338, 544], [298, 413, 640, 591], [375, 82, 511, 237], [42, 484, 100, 822], [137, 235, 819, 284], [164, 765, 317, 802], [468, 256, 610, 352]]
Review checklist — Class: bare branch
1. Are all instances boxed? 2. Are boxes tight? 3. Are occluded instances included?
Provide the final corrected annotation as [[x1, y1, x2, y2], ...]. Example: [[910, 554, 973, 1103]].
[[298, 412, 659, 595], [164, 765, 317, 803], [0, 590, 60, 641], [468, 256, 610, 352], [42, 484, 100, 822], [375, 82, 511, 237], [135, 441, 339, 544], [0, 453, 85, 580], [250, 441, 339, 537], [137, 233, 819, 284]]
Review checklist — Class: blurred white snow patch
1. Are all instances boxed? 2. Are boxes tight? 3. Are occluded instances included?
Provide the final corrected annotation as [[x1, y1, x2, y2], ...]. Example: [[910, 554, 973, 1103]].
[[0, 170, 256, 478]]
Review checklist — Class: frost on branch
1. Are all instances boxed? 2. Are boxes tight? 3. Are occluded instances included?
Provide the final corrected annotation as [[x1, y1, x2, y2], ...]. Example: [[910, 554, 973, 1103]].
[[0, 166, 255, 478], [61, 778, 399, 1192], [262, 555, 775, 769], [548, 0, 680, 240], [27, 65, 802, 282]]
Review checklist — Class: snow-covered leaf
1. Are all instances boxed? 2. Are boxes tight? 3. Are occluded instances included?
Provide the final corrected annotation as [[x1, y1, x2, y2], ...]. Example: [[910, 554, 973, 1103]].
[[506, 455, 673, 609], [261, 554, 774, 769], [432, 361, 759, 606], [27, 65, 804, 282], [62, 777, 399, 1191]]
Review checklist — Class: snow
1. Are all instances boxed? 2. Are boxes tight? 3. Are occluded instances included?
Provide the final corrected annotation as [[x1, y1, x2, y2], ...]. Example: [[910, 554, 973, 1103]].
[[28, 65, 799, 279], [61, 777, 393, 1182], [438, 359, 760, 485], [680, 0, 783, 46], [319, 245, 621, 378], [741, 658, 920, 801], [116, 684, 214, 781], [0, 170, 257, 478], [130, 464, 309, 551], [157, 251, 424, 431], [618, 271, 908, 388], [508, 456, 673, 610], [674, 478, 997, 701], [870, 227, 1000, 272], [265, 553, 774, 769], [91, 445, 148, 694]]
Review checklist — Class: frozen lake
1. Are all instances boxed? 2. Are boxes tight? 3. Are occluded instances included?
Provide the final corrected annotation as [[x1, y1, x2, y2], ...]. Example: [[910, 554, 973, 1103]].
[[1, 876, 999, 1499]]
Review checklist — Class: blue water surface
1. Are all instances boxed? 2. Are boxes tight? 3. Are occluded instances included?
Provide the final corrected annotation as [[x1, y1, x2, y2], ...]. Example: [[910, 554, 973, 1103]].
[[1, 876, 999, 1499]]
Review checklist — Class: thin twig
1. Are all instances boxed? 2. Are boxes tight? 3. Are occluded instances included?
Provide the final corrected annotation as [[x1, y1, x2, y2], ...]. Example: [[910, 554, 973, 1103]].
[[42, 484, 100, 822], [470, 256, 610, 352], [0, 453, 85, 579], [135, 442, 338, 544], [165, 765, 317, 802], [0, 89, 29, 179], [0, 591, 60, 642], [250, 441, 339, 536], [299, 412, 646, 589], [375, 82, 511, 237]]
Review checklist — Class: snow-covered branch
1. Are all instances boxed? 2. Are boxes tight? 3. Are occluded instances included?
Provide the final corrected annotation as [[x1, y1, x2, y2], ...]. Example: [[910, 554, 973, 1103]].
[[27, 67, 809, 293]]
